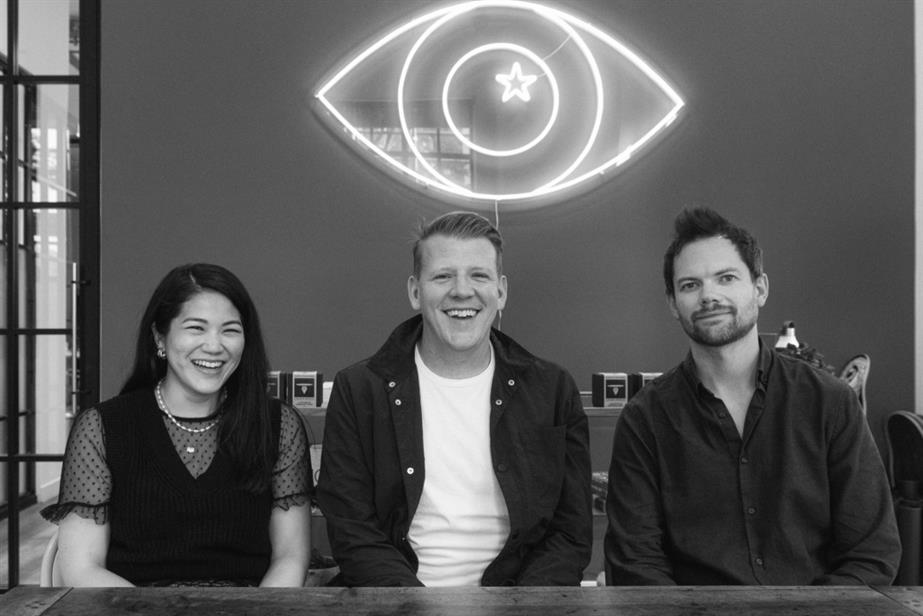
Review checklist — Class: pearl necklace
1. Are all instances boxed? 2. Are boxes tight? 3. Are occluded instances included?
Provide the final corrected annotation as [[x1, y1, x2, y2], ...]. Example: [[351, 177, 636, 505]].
[[155, 380, 221, 435]]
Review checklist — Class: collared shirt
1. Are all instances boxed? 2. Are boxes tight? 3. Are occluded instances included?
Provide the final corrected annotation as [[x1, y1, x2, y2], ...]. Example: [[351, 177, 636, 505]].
[[604, 342, 900, 585]]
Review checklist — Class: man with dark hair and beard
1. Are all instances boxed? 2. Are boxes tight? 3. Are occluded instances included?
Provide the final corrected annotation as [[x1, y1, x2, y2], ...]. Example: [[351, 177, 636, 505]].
[[604, 207, 899, 586]]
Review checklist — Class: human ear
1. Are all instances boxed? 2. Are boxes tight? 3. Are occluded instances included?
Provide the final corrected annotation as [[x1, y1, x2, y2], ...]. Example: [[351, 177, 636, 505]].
[[151, 324, 163, 348], [755, 273, 769, 307], [666, 294, 679, 320], [407, 276, 421, 311], [497, 275, 508, 311]]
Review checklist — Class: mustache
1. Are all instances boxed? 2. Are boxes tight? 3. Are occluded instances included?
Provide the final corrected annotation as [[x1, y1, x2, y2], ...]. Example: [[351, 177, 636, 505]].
[[692, 305, 736, 320]]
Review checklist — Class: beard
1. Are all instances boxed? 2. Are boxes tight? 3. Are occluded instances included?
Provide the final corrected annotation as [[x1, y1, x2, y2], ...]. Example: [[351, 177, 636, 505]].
[[680, 304, 759, 347]]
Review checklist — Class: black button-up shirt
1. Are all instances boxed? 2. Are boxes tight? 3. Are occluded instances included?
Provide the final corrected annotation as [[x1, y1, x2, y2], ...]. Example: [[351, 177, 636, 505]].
[[604, 343, 900, 585]]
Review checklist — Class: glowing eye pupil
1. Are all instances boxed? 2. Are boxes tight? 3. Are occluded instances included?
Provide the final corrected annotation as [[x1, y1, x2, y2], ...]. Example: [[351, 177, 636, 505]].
[[495, 61, 538, 103], [440, 42, 561, 159]]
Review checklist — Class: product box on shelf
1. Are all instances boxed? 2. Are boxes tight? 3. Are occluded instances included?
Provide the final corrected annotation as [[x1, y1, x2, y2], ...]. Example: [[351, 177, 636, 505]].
[[592, 372, 628, 408]]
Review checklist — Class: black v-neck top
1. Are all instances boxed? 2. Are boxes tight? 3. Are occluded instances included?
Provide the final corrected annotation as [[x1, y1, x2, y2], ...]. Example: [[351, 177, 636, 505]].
[[43, 391, 310, 525], [44, 388, 311, 585], [105, 389, 276, 584]]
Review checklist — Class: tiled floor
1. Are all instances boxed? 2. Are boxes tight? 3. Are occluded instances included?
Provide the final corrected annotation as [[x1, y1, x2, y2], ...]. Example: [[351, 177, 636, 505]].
[[0, 501, 57, 587]]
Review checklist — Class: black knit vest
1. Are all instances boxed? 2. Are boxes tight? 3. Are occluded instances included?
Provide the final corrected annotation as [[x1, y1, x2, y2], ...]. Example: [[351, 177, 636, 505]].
[[100, 388, 279, 585]]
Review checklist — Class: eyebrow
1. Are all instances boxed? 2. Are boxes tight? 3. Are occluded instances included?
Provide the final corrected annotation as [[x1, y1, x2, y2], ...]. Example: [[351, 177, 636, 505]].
[[678, 266, 743, 278]]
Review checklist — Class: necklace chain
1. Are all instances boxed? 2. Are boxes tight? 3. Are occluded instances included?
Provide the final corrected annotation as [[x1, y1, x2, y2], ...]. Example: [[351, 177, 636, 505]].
[[155, 380, 221, 434]]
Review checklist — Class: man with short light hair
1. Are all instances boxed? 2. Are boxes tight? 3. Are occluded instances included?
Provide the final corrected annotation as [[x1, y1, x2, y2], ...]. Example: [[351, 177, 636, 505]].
[[605, 207, 900, 586], [318, 211, 592, 587]]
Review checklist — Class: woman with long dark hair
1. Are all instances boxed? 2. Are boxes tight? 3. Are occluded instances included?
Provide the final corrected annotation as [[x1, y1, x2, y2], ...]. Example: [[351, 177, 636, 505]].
[[43, 263, 311, 586]]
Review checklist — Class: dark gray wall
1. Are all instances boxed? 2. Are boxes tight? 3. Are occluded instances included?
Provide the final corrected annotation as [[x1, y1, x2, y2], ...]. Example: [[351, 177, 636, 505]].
[[100, 0, 914, 447]]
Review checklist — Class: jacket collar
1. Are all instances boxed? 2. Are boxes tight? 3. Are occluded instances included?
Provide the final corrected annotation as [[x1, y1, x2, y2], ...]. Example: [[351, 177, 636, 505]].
[[367, 315, 535, 381]]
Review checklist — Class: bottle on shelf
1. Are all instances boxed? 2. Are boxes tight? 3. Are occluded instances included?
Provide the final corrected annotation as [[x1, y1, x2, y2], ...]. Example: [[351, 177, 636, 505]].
[[775, 321, 800, 349]]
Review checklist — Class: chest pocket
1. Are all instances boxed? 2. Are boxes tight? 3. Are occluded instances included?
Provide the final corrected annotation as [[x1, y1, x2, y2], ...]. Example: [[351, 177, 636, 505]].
[[518, 425, 566, 509]]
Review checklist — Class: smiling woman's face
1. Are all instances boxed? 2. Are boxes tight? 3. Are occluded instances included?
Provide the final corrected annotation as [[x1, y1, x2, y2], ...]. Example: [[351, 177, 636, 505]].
[[154, 290, 244, 407]]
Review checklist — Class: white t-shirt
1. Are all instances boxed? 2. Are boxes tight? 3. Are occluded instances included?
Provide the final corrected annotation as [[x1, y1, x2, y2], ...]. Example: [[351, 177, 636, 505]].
[[407, 345, 511, 586]]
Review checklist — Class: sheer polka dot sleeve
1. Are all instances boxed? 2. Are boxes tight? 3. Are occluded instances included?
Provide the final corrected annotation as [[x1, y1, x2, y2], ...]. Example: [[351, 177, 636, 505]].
[[271, 404, 311, 510], [40, 408, 111, 525]]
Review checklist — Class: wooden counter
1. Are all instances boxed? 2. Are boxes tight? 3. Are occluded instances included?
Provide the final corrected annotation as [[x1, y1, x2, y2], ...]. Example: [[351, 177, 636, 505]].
[[3, 585, 921, 616]]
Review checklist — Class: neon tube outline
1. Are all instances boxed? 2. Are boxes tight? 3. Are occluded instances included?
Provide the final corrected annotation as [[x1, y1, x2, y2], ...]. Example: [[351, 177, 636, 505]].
[[399, 1, 602, 197], [315, 0, 685, 203], [442, 43, 560, 158]]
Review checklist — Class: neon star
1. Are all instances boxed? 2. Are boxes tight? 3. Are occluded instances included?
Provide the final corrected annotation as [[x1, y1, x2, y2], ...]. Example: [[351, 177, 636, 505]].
[[495, 61, 538, 103]]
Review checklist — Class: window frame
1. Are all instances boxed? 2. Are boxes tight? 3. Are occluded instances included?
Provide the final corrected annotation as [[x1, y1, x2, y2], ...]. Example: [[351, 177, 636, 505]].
[[0, 0, 99, 590]]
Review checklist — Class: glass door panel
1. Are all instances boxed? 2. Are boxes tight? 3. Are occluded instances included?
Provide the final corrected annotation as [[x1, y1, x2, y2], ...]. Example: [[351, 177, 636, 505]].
[[0, 209, 6, 328], [15, 209, 78, 328], [18, 333, 69, 501], [0, 86, 5, 194], [0, 336, 6, 450], [19, 84, 80, 203], [18, 0, 79, 76], [0, 2, 6, 74]]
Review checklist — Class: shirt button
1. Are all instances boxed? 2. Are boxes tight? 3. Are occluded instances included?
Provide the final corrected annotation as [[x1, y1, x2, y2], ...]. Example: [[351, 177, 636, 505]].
[[507, 379, 515, 386], [394, 399, 402, 406], [747, 507, 757, 515], [406, 467, 415, 475], [497, 463, 508, 472], [495, 399, 503, 406], [740, 456, 749, 464], [755, 556, 765, 566], [388, 381, 396, 389]]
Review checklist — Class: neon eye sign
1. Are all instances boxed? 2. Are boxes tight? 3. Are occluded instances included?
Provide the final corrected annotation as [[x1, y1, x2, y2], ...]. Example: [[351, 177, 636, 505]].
[[315, 0, 685, 207]]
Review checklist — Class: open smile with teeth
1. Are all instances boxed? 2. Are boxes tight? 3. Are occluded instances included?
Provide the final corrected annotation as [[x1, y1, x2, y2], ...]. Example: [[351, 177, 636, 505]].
[[192, 359, 224, 369], [444, 308, 479, 319]]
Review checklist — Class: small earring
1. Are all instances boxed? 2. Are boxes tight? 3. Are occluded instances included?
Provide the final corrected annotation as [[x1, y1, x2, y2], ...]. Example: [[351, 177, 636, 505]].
[[157, 347, 166, 359]]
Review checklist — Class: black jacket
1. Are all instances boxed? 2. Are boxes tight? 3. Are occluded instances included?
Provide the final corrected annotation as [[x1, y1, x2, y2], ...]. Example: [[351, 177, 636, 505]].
[[316, 316, 592, 586]]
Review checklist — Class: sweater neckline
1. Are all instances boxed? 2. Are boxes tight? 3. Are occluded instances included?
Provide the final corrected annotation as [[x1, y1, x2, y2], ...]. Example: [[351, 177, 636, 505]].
[[140, 388, 230, 489]]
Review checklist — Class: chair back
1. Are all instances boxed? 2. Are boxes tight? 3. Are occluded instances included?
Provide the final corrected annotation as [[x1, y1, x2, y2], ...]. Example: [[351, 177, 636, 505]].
[[886, 411, 923, 585], [838, 354, 870, 415], [888, 411, 923, 488], [40, 529, 62, 587]]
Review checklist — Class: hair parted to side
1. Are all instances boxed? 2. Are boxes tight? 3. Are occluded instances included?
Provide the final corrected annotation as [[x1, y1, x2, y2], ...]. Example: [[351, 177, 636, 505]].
[[120, 263, 275, 493], [412, 210, 504, 277], [663, 207, 763, 297]]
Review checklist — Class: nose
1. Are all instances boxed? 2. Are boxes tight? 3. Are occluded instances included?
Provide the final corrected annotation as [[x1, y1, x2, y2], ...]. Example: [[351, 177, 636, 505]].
[[450, 276, 474, 297], [201, 330, 223, 352], [698, 280, 720, 306]]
